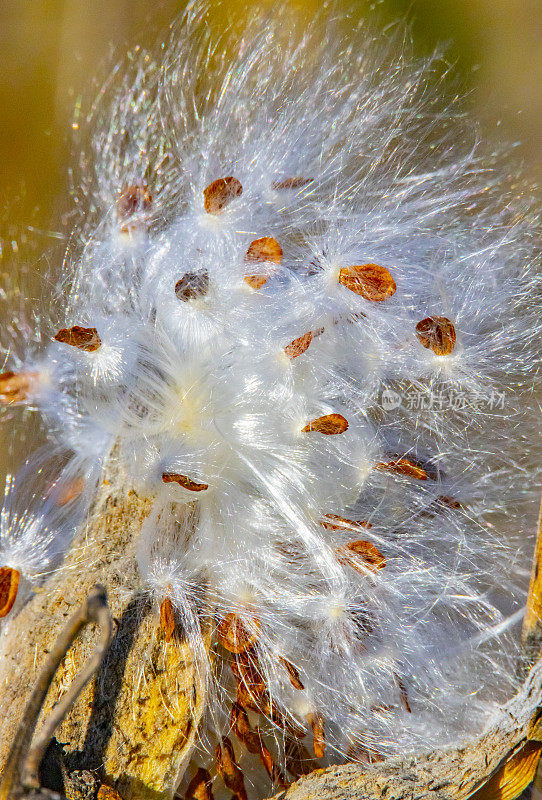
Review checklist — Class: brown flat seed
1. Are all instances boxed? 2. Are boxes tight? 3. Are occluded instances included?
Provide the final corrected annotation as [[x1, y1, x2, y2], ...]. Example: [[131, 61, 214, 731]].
[[236, 682, 265, 713], [244, 275, 268, 290], [415, 316, 456, 356], [306, 713, 325, 759], [117, 185, 152, 221], [231, 652, 268, 710], [336, 541, 386, 573], [258, 741, 287, 787], [203, 177, 243, 213], [394, 672, 412, 713], [55, 477, 85, 506], [244, 237, 283, 290], [245, 237, 283, 264], [162, 473, 209, 492], [159, 597, 176, 642], [54, 326, 102, 352], [279, 657, 304, 690], [338, 264, 396, 301], [97, 785, 123, 800], [271, 177, 313, 190], [375, 457, 428, 480], [231, 702, 261, 754], [319, 514, 372, 531], [437, 494, 462, 509], [0, 371, 38, 404], [345, 742, 384, 764], [301, 413, 348, 435], [0, 567, 20, 617], [175, 270, 210, 301], [284, 332, 313, 359], [215, 737, 247, 800], [217, 613, 259, 654], [184, 768, 215, 800]]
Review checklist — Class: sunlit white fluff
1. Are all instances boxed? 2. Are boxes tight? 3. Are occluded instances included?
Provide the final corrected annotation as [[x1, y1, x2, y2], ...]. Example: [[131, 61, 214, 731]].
[[0, 1, 540, 794]]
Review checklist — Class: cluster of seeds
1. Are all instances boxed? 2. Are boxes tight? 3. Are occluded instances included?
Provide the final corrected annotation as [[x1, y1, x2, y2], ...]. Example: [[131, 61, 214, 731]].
[[0, 6, 539, 797]]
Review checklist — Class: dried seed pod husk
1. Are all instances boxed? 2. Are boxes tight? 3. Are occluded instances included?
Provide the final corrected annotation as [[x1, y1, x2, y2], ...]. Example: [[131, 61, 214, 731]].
[[338, 264, 396, 301], [375, 457, 429, 480], [160, 597, 176, 642], [284, 332, 313, 359], [268, 663, 542, 800], [162, 473, 209, 492], [335, 541, 386, 573], [97, 785, 124, 800], [307, 713, 325, 758], [0, 456, 210, 800], [117, 185, 152, 221], [301, 414, 348, 435], [415, 316, 457, 356], [54, 326, 102, 352], [184, 767, 214, 800], [271, 177, 313, 190], [203, 177, 243, 213], [0, 567, 19, 618], [319, 514, 372, 532], [0, 370, 39, 404], [175, 271, 210, 301], [469, 741, 542, 800], [280, 657, 305, 690], [217, 613, 259, 654], [215, 737, 247, 800]]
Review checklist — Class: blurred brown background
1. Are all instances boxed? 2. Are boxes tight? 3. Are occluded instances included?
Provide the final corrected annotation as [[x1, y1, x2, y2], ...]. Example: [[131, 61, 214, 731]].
[[0, 0, 541, 245]]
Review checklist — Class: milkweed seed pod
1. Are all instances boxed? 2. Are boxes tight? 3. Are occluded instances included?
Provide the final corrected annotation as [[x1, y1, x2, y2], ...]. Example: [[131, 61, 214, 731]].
[[0, 4, 540, 800]]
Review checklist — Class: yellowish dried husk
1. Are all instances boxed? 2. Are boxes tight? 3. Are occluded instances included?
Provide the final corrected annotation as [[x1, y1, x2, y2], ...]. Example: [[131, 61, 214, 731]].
[[0, 451, 210, 800]]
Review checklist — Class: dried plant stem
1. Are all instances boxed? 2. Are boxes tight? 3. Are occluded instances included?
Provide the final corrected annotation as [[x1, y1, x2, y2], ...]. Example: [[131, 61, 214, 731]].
[[23, 586, 114, 792]]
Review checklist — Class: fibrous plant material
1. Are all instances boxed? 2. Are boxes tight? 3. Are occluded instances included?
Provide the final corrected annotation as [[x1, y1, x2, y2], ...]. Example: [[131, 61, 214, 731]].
[[0, 3, 540, 800]]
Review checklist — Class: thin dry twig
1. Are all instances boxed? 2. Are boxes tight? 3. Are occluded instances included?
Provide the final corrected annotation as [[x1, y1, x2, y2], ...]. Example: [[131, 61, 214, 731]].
[[0, 585, 114, 800]]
